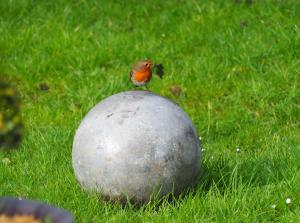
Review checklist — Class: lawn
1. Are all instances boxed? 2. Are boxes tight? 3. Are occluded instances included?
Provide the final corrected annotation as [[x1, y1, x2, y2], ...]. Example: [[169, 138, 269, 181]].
[[1, 0, 299, 222]]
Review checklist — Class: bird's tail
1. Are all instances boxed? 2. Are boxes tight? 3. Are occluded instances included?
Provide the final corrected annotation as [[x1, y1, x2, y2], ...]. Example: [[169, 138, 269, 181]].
[[154, 64, 164, 78]]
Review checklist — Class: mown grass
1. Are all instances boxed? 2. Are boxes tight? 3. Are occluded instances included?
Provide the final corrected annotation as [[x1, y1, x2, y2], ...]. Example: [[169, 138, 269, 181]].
[[1, 0, 299, 222]]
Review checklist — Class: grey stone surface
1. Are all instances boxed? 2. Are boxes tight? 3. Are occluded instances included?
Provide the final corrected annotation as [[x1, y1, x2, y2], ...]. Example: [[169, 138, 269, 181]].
[[72, 90, 201, 203]]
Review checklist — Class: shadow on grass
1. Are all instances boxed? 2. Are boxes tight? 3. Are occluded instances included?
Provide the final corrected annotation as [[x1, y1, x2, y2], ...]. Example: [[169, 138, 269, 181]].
[[91, 154, 291, 209], [196, 155, 289, 195]]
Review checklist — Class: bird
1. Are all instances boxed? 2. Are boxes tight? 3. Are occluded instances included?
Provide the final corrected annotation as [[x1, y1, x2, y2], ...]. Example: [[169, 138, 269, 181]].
[[130, 59, 164, 87]]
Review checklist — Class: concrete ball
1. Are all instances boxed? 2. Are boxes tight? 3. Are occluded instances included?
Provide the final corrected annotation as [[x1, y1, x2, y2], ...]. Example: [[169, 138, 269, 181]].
[[72, 90, 201, 203]]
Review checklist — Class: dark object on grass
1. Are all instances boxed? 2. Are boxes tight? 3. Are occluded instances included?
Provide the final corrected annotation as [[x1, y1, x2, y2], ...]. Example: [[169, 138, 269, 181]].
[[39, 83, 50, 91], [170, 85, 182, 97], [0, 197, 73, 223], [246, 0, 255, 4], [235, 0, 255, 5], [240, 20, 248, 28], [0, 78, 23, 150], [154, 63, 164, 78]]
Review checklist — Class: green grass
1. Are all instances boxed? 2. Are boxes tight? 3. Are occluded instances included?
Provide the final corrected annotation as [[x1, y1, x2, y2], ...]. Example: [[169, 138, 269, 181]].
[[1, 0, 299, 222]]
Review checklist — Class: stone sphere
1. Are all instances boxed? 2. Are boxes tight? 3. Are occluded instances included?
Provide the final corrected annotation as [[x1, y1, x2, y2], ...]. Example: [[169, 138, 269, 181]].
[[72, 90, 201, 203]]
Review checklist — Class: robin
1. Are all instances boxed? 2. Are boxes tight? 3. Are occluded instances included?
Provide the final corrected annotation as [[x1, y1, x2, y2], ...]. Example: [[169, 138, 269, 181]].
[[130, 59, 164, 87]]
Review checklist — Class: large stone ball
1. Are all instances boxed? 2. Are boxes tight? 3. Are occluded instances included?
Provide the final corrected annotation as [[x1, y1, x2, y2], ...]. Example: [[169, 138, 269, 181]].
[[72, 90, 201, 203]]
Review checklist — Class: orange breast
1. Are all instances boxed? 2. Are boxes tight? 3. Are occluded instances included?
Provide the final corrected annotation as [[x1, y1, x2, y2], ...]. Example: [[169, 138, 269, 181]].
[[133, 69, 152, 83]]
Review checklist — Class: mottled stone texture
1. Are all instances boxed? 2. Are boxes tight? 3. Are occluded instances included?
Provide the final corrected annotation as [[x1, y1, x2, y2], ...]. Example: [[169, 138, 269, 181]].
[[72, 90, 201, 203]]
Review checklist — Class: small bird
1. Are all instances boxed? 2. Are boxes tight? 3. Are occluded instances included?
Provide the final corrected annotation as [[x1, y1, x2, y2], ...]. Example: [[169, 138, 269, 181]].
[[130, 59, 164, 87]]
